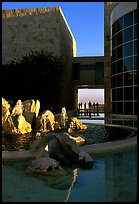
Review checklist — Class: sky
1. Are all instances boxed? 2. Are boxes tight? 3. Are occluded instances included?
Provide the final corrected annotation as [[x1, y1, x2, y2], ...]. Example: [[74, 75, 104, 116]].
[[2, 2, 104, 104], [78, 89, 104, 104]]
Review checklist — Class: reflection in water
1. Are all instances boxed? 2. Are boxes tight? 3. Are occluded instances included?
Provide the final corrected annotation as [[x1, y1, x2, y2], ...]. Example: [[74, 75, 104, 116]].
[[2, 148, 137, 202], [64, 168, 78, 202]]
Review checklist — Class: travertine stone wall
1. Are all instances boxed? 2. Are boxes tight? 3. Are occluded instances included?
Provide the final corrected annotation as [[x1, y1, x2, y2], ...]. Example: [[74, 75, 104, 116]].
[[2, 7, 76, 110]]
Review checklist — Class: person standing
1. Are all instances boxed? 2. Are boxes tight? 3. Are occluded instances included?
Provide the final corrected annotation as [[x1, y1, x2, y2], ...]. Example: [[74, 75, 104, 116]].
[[96, 102, 99, 116], [93, 102, 95, 115], [88, 101, 92, 117]]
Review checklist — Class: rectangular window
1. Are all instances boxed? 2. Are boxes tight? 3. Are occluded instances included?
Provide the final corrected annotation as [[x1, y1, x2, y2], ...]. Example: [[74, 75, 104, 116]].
[[117, 102, 123, 114], [112, 75, 116, 87], [134, 9, 137, 24], [134, 86, 137, 100], [124, 87, 133, 100], [117, 59, 123, 73], [133, 71, 137, 85], [112, 89, 116, 101], [124, 72, 133, 86], [117, 74, 123, 87], [134, 56, 137, 70], [134, 40, 137, 55], [124, 102, 133, 115], [117, 16, 124, 32], [124, 11, 133, 28], [117, 45, 123, 60], [112, 22, 117, 36], [111, 62, 116, 75], [112, 102, 116, 113], [124, 26, 133, 42], [124, 57, 133, 72], [117, 88, 123, 100], [117, 31, 124, 46], [134, 101, 137, 115], [124, 42, 133, 57], [134, 25, 137, 39]]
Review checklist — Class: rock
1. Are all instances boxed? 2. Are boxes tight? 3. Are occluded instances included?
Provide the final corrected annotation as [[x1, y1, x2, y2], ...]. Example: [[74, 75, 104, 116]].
[[78, 150, 93, 168], [2, 115, 18, 135], [35, 110, 55, 133], [69, 135, 86, 146], [12, 114, 32, 134], [60, 107, 69, 127], [22, 99, 40, 125], [11, 99, 23, 116], [29, 157, 64, 174], [56, 133, 79, 163], [2, 98, 11, 125], [69, 117, 87, 130]]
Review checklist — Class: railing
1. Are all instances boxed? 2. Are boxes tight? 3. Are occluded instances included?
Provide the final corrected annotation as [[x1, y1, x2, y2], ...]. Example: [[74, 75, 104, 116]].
[[77, 108, 104, 117]]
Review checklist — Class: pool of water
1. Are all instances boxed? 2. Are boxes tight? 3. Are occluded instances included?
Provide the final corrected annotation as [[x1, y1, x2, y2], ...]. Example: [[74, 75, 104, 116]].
[[2, 147, 137, 202]]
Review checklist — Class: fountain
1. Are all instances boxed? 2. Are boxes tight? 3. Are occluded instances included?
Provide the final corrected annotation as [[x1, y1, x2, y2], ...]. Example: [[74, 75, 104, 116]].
[[2, 98, 137, 202]]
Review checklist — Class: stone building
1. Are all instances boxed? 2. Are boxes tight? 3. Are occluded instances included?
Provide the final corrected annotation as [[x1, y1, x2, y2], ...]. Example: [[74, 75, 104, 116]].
[[2, 7, 76, 110]]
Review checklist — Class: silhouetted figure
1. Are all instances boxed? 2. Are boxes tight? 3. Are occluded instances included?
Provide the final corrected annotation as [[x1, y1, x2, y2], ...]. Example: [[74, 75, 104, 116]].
[[84, 103, 87, 116], [93, 102, 96, 115], [96, 102, 99, 116], [88, 101, 92, 117], [80, 102, 83, 109]]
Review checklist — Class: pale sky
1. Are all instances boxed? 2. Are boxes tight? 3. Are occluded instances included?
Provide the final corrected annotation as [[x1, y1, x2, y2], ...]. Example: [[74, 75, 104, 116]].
[[78, 89, 104, 104]]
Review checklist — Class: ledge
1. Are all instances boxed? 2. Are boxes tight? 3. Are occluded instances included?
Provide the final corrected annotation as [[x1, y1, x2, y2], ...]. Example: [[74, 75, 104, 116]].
[[2, 136, 137, 161]]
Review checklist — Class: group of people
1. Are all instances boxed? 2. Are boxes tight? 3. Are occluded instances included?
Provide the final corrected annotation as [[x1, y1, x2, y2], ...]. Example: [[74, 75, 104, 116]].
[[78, 101, 99, 116]]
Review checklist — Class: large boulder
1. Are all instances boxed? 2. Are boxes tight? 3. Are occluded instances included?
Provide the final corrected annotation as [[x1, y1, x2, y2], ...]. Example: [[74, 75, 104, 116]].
[[12, 114, 32, 134], [35, 110, 55, 133], [22, 99, 40, 125], [11, 99, 23, 116], [2, 98, 11, 125], [69, 117, 87, 131], [2, 115, 18, 135]]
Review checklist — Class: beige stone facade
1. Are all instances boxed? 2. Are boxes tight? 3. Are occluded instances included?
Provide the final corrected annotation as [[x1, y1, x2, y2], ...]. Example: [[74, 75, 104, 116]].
[[2, 7, 76, 109]]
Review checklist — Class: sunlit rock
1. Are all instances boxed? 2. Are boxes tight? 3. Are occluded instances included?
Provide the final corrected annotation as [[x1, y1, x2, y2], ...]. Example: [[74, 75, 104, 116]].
[[12, 114, 32, 134], [35, 110, 55, 133], [22, 99, 40, 125], [2, 115, 18, 135], [11, 99, 23, 116], [69, 117, 87, 130], [2, 98, 11, 125], [60, 107, 69, 127]]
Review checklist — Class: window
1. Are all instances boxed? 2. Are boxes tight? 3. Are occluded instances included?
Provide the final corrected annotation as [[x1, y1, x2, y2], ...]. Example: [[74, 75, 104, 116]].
[[112, 75, 116, 87], [134, 101, 137, 115], [117, 88, 123, 100], [124, 42, 133, 57], [117, 31, 123, 46], [124, 57, 133, 72], [124, 11, 133, 28], [134, 9, 137, 24], [124, 87, 133, 100], [117, 73, 123, 87], [134, 40, 137, 55], [117, 59, 123, 73], [134, 25, 137, 39], [134, 86, 137, 100], [112, 22, 117, 36], [112, 102, 116, 113], [117, 16, 124, 32], [112, 89, 116, 101], [111, 63, 116, 75], [117, 102, 123, 114], [134, 56, 137, 70], [112, 35, 116, 48], [124, 26, 133, 42], [124, 72, 133, 86], [133, 71, 137, 85], [117, 45, 123, 60], [124, 102, 133, 115]]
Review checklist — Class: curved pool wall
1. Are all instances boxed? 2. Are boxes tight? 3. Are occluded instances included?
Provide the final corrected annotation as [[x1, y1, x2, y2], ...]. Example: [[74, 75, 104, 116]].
[[2, 124, 137, 160]]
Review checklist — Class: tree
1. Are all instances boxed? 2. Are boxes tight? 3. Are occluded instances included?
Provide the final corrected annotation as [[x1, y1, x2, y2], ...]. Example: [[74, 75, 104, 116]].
[[2, 51, 65, 112]]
